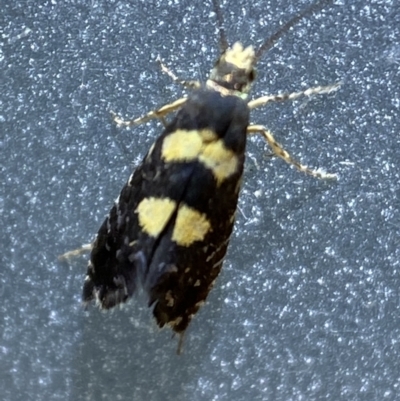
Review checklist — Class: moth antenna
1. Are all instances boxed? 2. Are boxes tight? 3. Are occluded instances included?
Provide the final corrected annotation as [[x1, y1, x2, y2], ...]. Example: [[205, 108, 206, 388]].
[[212, 0, 229, 53], [255, 0, 334, 60]]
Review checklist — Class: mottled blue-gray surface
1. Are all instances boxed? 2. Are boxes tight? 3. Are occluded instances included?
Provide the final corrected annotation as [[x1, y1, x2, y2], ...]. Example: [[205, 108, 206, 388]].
[[2, 0, 400, 400]]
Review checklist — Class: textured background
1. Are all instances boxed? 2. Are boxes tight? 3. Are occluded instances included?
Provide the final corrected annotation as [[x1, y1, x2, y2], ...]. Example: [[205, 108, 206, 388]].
[[2, 0, 400, 400]]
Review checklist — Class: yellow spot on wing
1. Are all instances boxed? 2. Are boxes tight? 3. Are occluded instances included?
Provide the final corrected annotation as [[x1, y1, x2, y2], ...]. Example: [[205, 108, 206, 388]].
[[172, 204, 211, 246], [199, 129, 218, 143], [199, 140, 238, 186], [136, 197, 177, 237], [161, 128, 238, 185], [162, 129, 203, 162]]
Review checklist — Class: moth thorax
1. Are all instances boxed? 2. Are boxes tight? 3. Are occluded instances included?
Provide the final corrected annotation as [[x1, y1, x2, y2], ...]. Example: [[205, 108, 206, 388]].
[[208, 42, 256, 98]]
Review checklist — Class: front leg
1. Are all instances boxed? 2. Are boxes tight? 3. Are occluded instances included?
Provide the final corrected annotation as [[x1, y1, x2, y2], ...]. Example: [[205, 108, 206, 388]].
[[247, 124, 337, 180], [111, 97, 188, 128], [248, 82, 341, 110]]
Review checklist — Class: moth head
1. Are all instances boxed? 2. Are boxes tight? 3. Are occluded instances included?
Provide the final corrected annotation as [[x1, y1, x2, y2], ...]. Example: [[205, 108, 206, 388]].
[[208, 42, 256, 98]]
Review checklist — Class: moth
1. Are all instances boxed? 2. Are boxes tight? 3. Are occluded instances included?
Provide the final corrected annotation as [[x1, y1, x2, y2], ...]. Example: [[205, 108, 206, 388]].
[[61, 0, 339, 353]]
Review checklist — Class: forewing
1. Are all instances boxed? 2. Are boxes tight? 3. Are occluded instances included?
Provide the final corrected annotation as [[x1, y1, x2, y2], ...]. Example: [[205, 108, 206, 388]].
[[83, 89, 250, 335]]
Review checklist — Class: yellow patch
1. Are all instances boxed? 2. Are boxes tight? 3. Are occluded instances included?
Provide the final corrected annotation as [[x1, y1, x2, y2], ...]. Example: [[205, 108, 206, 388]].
[[162, 130, 203, 162], [136, 197, 177, 237], [199, 140, 238, 186], [161, 128, 238, 185], [224, 42, 255, 72], [199, 129, 218, 143], [172, 204, 211, 247]]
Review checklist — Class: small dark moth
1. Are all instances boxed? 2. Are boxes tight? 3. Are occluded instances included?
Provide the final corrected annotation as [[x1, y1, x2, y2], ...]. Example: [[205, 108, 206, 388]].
[[61, 0, 339, 353]]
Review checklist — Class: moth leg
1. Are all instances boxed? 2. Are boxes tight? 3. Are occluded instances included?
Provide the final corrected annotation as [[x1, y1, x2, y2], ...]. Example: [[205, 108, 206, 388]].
[[111, 96, 188, 128], [247, 124, 337, 180], [111, 57, 201, 128], [157, 55, 201, 90], [58, 243, 92, 261], [248, 82, 341, 110]]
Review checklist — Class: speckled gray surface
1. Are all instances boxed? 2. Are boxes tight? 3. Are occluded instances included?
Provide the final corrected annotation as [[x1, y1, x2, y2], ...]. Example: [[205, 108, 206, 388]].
[[2, 0, 400, 400]]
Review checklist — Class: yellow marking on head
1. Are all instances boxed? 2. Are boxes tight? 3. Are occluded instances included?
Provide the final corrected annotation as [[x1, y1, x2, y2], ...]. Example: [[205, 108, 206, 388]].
[[136, 197, 177, 237], [162, 129, 239, 185], [224, 42, 255, 72], [172, 204, 211, 247]]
